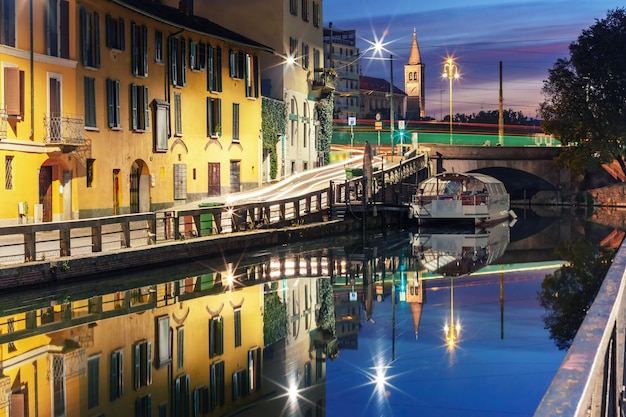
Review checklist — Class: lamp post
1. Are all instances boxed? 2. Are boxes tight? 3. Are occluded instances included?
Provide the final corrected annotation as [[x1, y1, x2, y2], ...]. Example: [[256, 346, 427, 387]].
[[389, 54, 395, 159], [442, 57, 459, 145]]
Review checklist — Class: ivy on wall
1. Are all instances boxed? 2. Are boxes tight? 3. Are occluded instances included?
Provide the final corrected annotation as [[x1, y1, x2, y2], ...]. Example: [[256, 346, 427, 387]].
[[263, 282, 288, 346], [316, 93, 334, 166], [262, 97, 287, 180]]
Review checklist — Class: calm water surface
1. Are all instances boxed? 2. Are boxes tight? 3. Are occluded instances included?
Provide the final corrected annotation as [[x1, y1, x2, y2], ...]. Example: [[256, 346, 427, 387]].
[[0, 211, 614, 417]]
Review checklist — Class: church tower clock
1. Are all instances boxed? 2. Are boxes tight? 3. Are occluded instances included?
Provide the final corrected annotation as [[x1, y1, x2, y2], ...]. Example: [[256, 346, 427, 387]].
[[405, 29, 425, 119]]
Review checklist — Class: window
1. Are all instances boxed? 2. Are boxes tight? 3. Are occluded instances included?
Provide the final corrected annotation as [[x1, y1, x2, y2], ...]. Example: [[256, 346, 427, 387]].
[[177, 326, 184, 370], [0, 0, 16, 47], [209, 316, 224, 358], [80, 8, 100, 67], [155, 30, 163, 63], [232, 104, 239, 143], [173, 374, 190, 417], [7, 317, 16, 352], [313, 48, 320, 81], [234, 309, 241, 347], [109, 350, 124, 401], [86, 159, 95, 188], [46, 0, 69, 58], [88, 355, 100, 408], [248, 347, 261, 393], [136, 394, 151, 417], [84, 77, 96, 128], [105, 14, 124, 50], [174, 92, 182, 135], [190, 40, 206, 71], [289, 38, 298, 64], [173, 163, 187, 200], [193, 386, 209, 415], [303, 104, 309, 148], [4, 66, 24, 119], [301, 0, 309, 21], [170, 37, 187, 87], [106, 79, 121, 128], [232, 369, 248, 401], [156, 315, 172, 367], [52, 355, 66, 417], [290, 98, 297, 146], [301, 43, 309, 70], [207, 45, 222, 92], [210, 360, 225, 410], [245, 54, 259, 98], [5, 156, 12, 190], [289, 0, 297, 15], [130, 84, 149, 131], [229, 50, 245, 79], [152, 99, 169, 152], [131, 22, 148, 76], [207, 97, 221, 137], [312, 2, 320, 28], [133, 340, 152, 390], [304, 361, 312, 387]]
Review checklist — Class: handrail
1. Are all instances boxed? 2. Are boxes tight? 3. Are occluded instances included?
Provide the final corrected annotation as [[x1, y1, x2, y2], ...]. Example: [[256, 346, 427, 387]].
[[534, 239, 626, 417]]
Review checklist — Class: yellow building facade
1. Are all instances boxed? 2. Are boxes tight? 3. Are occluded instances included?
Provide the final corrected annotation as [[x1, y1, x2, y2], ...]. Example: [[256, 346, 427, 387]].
[[0, 0, 270, 224]]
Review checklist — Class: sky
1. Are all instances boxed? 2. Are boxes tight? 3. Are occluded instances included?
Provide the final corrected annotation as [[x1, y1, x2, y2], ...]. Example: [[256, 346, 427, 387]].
[[323, 0, 622, 119]]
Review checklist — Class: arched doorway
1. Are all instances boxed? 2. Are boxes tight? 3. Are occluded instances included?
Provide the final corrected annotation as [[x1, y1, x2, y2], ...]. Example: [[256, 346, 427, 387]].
[[130, 160, 151, 213]]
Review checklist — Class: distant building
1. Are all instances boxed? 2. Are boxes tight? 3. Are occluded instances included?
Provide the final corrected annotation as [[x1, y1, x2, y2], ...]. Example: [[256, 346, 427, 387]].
[[358, 76, 407, 121], [323, 24, 360, 122], [405, 28, 426, 120]]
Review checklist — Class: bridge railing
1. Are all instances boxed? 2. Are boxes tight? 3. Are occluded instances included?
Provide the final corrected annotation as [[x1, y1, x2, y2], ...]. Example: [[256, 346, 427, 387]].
[[534, 240, 626, 417], [331, 153, 428, 206]]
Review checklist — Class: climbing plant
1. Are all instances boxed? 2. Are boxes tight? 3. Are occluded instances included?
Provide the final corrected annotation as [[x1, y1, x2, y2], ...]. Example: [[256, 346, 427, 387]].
[[263, 282, 288, 346], [316, 93, 334, 166], [262, 97, 287, 179], [317, 278, 336, 336]]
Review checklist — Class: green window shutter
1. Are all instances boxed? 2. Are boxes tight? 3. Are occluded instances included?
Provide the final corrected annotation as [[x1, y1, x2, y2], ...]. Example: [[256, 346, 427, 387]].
[[106, 79, 114, 127], [207, 46, 214, 91], [110, 352, 118, 401], [94, 13, 100, 68], [80, 8, 88, 66], [216, 47, 222, 91], [143, 86, 149, 130], [134, 343, 141, 390], [146, 341, 152, 385], [171, 37, 177, 86], [114, 80, 120, 128], [142, 25, 148, 76], [229, 49, 235, 78], [189, 40, 196, 70], [131, 84, 138, 130]]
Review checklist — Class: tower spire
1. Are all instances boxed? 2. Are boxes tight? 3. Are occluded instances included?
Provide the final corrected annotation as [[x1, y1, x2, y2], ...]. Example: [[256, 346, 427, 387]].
[[408, 27, 421, 65]]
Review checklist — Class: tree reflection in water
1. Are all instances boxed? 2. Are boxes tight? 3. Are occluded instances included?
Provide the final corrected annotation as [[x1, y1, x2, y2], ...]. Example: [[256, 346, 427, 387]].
[[538, 237, 615, 350]]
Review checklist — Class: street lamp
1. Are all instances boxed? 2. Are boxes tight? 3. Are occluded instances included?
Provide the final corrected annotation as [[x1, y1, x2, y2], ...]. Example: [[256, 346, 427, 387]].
[[442, 57, 459, 145]]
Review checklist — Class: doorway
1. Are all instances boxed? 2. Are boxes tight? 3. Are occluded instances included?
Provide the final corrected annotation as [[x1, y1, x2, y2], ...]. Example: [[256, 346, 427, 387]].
[[112, 169, 121, 215], [38, 166, 53, 222], [208, 162, 220, 196]]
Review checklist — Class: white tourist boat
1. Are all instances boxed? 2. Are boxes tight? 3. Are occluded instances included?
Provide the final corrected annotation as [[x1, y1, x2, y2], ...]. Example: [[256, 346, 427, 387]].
[[408, 172, 512, 225]]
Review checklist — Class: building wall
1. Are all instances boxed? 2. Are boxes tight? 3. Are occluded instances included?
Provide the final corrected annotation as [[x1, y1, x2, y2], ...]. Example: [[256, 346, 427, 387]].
[[196, 0, 324, 175], [0, 0, 82, 225], [75, 0, 265, 218]]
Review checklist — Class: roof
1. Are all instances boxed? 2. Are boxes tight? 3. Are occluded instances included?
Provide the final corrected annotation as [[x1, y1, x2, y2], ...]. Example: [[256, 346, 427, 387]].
[[408, 28, 422, 65], [359, 75, 406, 95], [113, 0, 274, 53]]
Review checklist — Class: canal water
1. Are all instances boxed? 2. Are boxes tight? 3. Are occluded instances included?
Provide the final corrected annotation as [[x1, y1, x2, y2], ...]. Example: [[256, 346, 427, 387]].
[[0, 209, 618, 417]]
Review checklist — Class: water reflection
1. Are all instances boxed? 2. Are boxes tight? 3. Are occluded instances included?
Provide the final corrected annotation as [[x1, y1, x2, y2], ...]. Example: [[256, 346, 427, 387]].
[[0, 211, 618, 416]]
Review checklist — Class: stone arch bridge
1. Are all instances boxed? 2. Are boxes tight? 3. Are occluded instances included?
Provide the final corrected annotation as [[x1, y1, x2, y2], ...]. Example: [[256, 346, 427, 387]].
[[422, 145, 571, 202]]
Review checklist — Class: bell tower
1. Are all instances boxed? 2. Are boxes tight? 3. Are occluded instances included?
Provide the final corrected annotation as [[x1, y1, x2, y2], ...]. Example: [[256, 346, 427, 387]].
[[404, 28, 425, 119]]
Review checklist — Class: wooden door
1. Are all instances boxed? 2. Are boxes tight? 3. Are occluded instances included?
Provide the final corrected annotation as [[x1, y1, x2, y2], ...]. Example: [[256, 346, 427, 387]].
[[38, 166, 52, 222], [208, 162, 220, 196]]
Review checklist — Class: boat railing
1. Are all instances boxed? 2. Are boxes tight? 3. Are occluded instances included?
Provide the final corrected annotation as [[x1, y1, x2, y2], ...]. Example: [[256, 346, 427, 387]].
[[412, 193, 489, 206]]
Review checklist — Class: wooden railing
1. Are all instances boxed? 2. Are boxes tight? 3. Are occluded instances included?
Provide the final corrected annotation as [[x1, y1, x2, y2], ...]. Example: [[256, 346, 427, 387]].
[[0, 154, 427, 266]]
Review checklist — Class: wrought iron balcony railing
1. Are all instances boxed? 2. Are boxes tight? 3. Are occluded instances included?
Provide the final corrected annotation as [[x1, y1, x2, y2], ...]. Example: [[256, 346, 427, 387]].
[[43, 113, 85, 146]]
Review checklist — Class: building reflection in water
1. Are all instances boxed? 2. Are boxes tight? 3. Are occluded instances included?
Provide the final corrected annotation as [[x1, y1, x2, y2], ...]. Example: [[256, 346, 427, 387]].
[[0, 226, 510, 416]]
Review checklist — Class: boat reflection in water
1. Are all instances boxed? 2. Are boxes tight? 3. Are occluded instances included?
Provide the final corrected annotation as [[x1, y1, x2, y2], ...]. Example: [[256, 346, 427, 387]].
[[409, 222, 510, 349]]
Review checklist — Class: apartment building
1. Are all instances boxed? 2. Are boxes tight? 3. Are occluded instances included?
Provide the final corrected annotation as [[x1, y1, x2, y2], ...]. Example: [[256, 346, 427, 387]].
[[188, 0, 326, 177], [323, 24, 360, 122], [0, 0, 271, 223]]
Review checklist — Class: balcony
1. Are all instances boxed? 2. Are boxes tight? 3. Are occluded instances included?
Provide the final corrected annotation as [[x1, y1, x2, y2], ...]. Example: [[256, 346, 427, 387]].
[[311, 68, 337, 97], [43, 113, 85, 151]]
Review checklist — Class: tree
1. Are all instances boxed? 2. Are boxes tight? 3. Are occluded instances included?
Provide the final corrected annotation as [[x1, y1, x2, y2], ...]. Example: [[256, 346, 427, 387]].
[[540, 8, 626, 178], [537, 238, 614, 350]]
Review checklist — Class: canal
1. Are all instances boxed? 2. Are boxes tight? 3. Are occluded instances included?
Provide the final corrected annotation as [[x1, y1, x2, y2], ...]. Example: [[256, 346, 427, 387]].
[[0, 208, 619, 417]]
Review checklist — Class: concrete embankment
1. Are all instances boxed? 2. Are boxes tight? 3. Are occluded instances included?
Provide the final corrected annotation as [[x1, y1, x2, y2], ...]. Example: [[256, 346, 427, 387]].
[[0, 220, 361, 293]]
